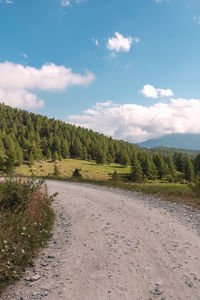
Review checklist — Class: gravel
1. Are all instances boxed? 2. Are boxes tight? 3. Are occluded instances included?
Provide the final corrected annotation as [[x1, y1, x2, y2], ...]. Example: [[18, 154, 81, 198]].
[[1, 180, 200, 300]]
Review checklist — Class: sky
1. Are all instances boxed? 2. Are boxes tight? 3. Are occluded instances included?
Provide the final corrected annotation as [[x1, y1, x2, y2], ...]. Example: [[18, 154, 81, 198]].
[[1, 0, 200, 143]]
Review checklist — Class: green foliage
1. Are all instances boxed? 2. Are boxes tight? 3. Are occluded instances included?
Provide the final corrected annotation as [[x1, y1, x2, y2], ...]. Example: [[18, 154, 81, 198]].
[[184, 157, 195, 182], [72, 168, 82, 179], [0, 103, 200, 184], [112, 170, 119, 182], [0, 178, 46, 211], [131, 154, 144, 182], [53, 164, 60, 177], [0, 178, 55, 295], [191, 180, 200, 197]]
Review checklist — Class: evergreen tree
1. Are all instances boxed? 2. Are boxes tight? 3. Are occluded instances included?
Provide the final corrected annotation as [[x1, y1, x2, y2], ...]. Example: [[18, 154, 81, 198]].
[[53, 164, 60, 177], [140, 153, 157, 180], [194, 153, 200, 176], [130, 154, 143, 182], [153, 153, 168, 180], [96, 148, 106, 164], [119, 150, 130, 166], [165, 156, 176, 179], [61, 139, 70, 158], [46, 149, 51, 161], [184, 157, 195, 181], [52, 151, 59, 162]]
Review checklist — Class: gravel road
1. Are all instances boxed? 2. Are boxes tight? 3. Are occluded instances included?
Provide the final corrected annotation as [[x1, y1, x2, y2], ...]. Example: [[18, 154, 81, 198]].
[[1, 180, 200, 300]]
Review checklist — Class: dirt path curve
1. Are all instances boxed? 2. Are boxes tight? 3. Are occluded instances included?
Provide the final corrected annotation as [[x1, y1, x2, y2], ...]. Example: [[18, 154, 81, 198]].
[[2, 181, 200, 300]]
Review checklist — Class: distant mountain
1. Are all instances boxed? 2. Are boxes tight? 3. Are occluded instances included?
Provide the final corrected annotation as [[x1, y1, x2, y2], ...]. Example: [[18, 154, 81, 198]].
[[138, 133, 200, 151]]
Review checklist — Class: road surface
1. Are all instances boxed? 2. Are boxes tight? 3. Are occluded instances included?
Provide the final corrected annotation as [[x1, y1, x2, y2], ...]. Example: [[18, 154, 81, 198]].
[[2, 180, 200, 300]]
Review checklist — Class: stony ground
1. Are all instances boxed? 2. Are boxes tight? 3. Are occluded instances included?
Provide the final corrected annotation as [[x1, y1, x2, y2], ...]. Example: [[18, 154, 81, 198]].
[[1, 180, 200, 300]]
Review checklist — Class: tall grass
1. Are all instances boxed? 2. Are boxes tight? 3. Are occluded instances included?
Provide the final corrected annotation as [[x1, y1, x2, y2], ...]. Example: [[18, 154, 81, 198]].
[[0, 177, 55, 295]]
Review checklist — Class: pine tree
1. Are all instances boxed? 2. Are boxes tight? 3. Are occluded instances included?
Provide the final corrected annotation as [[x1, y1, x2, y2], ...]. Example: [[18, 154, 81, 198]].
[[130, 154, 143, 182], [140, 153, 157, 180], [53, 164, 60, 177], [61, 139, 70, 158], [165, 156, 176, 179], [46, 149, 51, 161], [96, 148, 106, 164], [184, 157, 195, 181], [52, 151, 59, 162], [29, 151, 35, 166], [153, 153, 168, 180], [119, 150, 130, 166]]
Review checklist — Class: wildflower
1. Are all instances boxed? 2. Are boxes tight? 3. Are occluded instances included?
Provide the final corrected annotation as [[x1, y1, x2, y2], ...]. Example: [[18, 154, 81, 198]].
[[21, 249, 25, 254], [22, 227, 26, 230], [1, 249, 5, 252], [4, 240, 7, 244]]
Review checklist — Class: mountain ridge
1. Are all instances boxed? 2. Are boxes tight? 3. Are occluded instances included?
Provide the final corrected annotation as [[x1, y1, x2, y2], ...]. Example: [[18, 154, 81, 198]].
[[138, 133, 200, 151]]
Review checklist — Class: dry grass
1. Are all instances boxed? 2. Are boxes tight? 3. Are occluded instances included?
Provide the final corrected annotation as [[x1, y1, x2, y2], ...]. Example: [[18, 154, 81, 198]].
[[0, 178, 55, 295]]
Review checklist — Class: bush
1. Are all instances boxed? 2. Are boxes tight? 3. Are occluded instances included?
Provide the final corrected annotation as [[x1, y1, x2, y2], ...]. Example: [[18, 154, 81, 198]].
[[72, 168, 82, 179], [112, 170, 119, 182], [0, 177, 56, 295], [191, 180, 200, 197], [0, 178, 46, 211], [53, 164, 60, 177]]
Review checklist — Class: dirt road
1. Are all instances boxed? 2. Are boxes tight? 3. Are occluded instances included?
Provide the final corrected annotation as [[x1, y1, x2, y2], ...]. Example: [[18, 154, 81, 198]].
[[2, 181, 200, 300]]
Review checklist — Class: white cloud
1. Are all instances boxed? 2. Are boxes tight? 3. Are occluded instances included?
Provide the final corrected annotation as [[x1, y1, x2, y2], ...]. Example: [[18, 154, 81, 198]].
[[92, 38, 99, 46], [155, 0, 163, 3], [106, 32, 139, 53], [0, 0, 13, 3], [20, 52, 28, 59], [68, 98, 200, 143], [0, 62, 95, 109], [61, 0, 85, 7], [140, 84, 174, 99]]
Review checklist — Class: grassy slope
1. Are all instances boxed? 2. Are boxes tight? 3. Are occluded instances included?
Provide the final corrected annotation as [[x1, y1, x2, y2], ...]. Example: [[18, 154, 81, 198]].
[[16, 159, 200, 210], [16, 159, 131, 181]]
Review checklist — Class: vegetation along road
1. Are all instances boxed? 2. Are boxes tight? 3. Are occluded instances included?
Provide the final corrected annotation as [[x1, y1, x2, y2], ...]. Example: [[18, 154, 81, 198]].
[[2, 180, 200, 300]]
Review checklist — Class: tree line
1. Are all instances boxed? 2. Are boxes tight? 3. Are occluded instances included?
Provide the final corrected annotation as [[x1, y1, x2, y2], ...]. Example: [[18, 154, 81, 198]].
[[0, 103, 199, 182]]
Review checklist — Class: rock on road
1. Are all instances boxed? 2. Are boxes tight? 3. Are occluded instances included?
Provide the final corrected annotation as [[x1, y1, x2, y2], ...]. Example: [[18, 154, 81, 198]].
[[2, 180, 200, 300]]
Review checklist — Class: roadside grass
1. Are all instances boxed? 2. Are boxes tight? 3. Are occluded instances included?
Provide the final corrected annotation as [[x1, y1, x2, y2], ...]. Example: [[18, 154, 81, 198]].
[[0, 178, 55, 296], [15, 158, 200, 210]]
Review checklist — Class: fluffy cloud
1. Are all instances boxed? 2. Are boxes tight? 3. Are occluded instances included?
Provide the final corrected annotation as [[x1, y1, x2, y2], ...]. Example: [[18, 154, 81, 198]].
[[0, 62, 95, 109], [61, 0, 85, 7], [106, 32, 139, 53], [140, 84, 174, 99], [0, 0, 12, 3], [68, 98, 200, 143]]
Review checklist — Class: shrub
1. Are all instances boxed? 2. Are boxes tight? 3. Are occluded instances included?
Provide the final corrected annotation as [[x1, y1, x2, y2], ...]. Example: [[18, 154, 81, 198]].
[[53, 164, 60, 177], [112, 170, 119, 182], [191, 180, 200, 197], [0, 177, 55, 295], [0, 178, 46, 211], [72, 168, 82, 179]]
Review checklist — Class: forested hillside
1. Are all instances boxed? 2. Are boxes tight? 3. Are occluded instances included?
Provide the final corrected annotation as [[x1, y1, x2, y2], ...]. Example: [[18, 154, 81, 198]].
[[147, 146, 200, 158], [0, 103, 200, 183]]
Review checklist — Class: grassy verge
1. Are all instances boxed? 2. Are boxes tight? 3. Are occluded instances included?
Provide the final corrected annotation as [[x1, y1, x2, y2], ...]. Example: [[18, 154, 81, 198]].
[[0, 178, 55, 296]]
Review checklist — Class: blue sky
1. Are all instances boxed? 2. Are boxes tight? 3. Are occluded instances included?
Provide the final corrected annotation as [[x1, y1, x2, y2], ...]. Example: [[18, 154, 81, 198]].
[[1, 0, 200, 142]]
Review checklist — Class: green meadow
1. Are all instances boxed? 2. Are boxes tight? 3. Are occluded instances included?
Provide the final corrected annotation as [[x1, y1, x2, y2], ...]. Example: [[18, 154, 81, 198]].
[[15, 159, 200, 210]]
